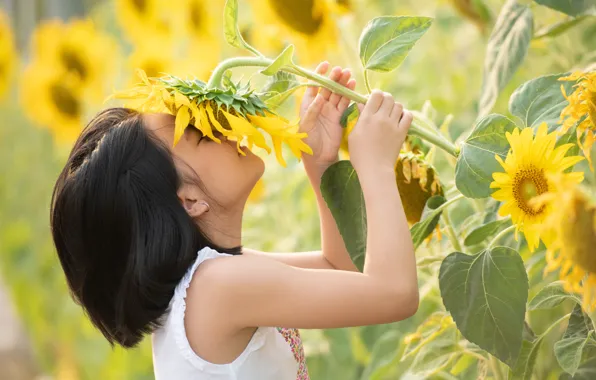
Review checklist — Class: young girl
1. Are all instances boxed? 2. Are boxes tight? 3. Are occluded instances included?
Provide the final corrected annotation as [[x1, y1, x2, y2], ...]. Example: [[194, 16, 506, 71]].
[[50, 62, 418, 379]]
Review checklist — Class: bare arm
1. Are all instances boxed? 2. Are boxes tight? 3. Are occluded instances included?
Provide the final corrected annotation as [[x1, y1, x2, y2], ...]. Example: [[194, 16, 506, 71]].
[[194, 91, 418, 330], [243, 64, 358, 272]]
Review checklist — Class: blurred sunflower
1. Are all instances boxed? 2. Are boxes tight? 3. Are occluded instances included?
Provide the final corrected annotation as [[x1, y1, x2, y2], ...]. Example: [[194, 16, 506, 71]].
[[248, 0, 341, 64], [560, 71, 596, 170], [21, 65, 83, 144], [539, 177, 596, 311], [395, 152, 443, 224], [31, 19, 116, 101], [110, 70, 312, 166], [0, 11, 16, 98], [173, 0, 221, 79], [115, 0, 171, 42], [490, 124, 584, 252], [127, 40, 177, 81]]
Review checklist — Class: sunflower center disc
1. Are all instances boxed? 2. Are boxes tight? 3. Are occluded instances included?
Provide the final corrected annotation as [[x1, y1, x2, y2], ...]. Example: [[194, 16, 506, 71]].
[[268, 0, 323, 35], [513, 166, 548, 216], [189, 0, 204, 33], [132, 0, 147, 13], [61, 48, 88, 80], [50, 82, 80, 117]]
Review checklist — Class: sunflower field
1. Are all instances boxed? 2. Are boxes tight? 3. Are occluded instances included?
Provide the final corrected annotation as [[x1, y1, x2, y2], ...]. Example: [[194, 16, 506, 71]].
[[1, 0, 596, 379]]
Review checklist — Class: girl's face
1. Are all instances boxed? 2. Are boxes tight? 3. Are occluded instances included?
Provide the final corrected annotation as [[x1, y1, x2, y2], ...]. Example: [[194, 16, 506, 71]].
[[144, 113, 265, 208]]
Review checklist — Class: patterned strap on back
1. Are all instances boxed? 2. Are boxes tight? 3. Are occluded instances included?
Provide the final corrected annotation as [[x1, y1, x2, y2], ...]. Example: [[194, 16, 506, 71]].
[[276, 328, 310, 380]]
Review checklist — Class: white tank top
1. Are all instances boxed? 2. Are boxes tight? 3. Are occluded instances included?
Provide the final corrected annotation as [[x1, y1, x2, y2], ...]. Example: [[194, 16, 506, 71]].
[[151, 246, 309, 380]]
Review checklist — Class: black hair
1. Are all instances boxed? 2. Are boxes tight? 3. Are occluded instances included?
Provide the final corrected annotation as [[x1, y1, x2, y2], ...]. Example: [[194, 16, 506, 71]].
[[50, 107, 241, 348]]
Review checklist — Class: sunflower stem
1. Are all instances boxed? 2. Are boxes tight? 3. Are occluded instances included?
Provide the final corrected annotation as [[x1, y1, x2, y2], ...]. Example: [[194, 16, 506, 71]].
[[207, 57, 460, 158], [489, 355, 505, 380], [488, 225, 516, 250], [363, 70, 372, 93], [442, 210, 463, 252]]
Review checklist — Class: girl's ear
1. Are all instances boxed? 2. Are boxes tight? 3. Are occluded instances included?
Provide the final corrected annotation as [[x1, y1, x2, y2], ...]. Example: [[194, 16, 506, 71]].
[[177, 185, 210, 218]]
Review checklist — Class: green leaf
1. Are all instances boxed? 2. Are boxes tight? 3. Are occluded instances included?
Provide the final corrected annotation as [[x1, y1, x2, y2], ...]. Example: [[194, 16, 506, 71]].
[[449, 354, 477, 376], [410, 196, 447, 249], [359, 16, 433, 72], [321, 161, 367, 271], [455, 114, 518, 198], [223, 0, 260, 54], [262, 84, 309, 110], [509, 73, 576, 129], [555, 304, 596, 376], [478, 0, 533, 117], [439, 247, 529, 366], [360, 330, 403, 380], [528, 281, 582, 310], [261, 71, 300, 94], [534, 0, 596, 17], [509, 336, 544, 380], [534, 15, 594, 39], [261, 45, 295, 76], [340, 103, 360, 129], [464, 218, 512, 246]]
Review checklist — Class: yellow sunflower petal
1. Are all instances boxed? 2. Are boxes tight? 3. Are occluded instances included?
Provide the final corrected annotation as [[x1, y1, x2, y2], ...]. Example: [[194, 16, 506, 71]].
[[174, 106, 190, 146]]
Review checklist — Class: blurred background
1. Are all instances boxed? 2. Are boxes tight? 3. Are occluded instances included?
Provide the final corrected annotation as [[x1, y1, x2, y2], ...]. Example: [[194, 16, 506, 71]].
[[0, 0, 595, 379]]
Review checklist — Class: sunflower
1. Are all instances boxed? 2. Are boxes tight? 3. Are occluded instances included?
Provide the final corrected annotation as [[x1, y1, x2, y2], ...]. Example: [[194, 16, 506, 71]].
[[0, 10, 16, 99], [560, 71, 596, 170], [115, 0, 171, 42], [31, 19, 116, 101], [248, 0, 341, 65], [110, 69, 313, 166], [20, 64, 83, 144], [395, 152, 443, 224], [539, 177, 596, 311], [490, 123, 585, 252], [127, 39, 177, 81]]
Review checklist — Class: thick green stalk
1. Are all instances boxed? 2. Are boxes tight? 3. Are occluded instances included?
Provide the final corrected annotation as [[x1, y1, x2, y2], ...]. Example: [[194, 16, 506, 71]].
[[442, 211, 463, 252], [489, 355, 505, 380], [207, 57, 460, 157], [488, 225, 516, 250]]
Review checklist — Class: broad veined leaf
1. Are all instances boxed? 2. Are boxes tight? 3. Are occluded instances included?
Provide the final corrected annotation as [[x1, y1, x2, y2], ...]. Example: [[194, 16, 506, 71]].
[[455, 114, 518, 198], [509, 336, 544, 380], [535, 0, 596, 17], [560, 350, 596, 380], [410, 196, 446, 249], [478, 0, 533, 117], [509, 73, 576, 129], [464, 218, 512, 246], [261, 71, 300, 94], [528, 281, 582, 310], [261, 45, 295, 76], [340, 103, 360, 129], [555, 304, 596, 376], [262, 84, 309, 110], [223, 0, 257, 53], [359, 16, 433, 72], [360, 330, 403, 380], [321, 161, 367, 271], [439, 247, 529, 366]]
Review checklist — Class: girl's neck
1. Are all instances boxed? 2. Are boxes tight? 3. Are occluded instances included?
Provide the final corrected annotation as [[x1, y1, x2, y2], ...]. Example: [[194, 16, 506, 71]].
[[200, 205, 243, 249]]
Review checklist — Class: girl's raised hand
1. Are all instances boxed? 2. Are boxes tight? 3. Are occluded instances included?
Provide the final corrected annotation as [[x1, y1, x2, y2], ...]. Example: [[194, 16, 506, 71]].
[[348, 90, 413, 174], [299, 62, 356, 166]]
